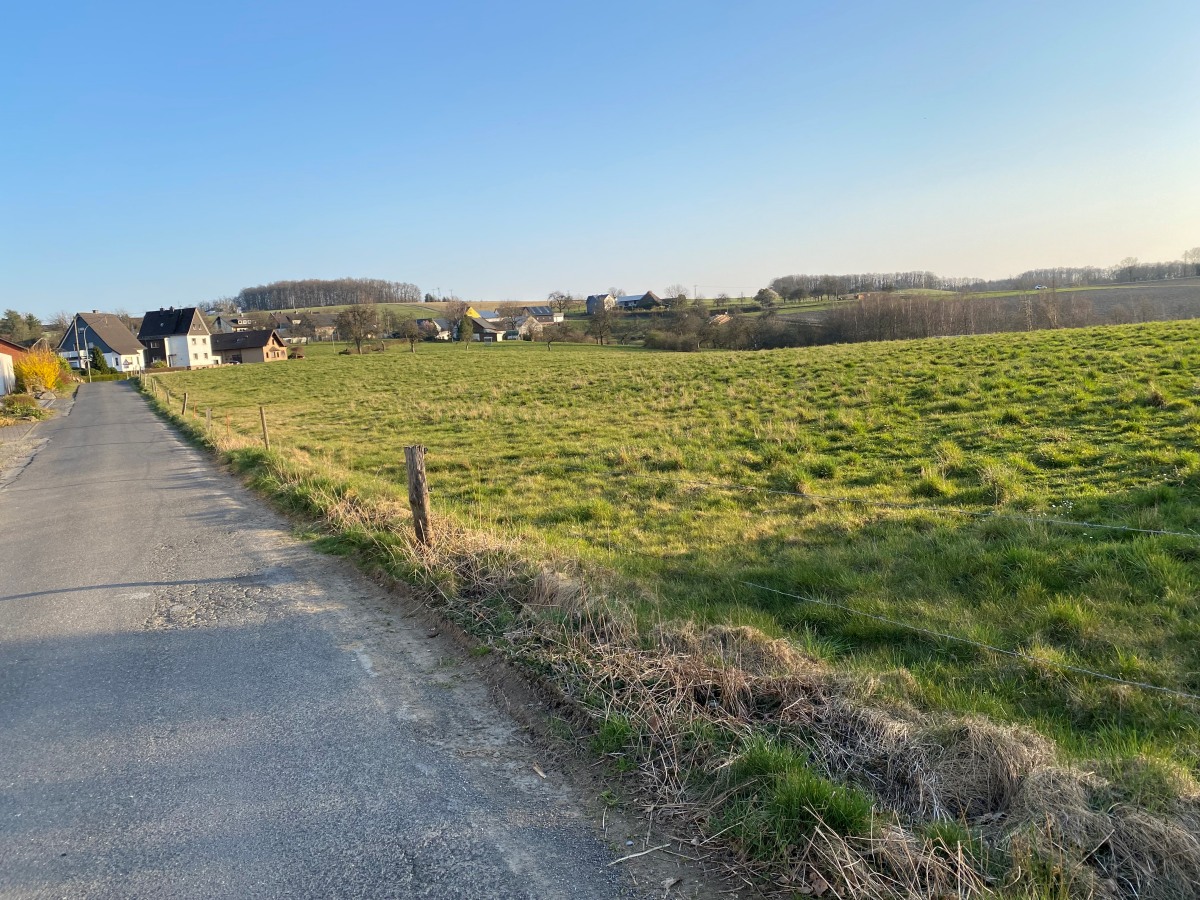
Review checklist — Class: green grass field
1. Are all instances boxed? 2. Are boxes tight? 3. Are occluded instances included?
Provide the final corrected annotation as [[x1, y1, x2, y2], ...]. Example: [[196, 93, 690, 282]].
[[159, 323, 1200, 782]]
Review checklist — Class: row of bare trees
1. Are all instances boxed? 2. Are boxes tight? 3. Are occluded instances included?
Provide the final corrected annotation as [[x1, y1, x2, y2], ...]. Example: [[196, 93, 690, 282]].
[[639, 285, 1200, 352], [214, 278, 422, 312], [768, 249, 1200, 300]]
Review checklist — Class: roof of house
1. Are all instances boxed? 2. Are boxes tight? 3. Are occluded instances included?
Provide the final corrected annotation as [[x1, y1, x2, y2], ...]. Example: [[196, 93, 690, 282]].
[[417, 318, 451, 330], [305, 313, 337, 328], [0, 336, 29, 357], [586, 293, 613, 303], [468, 316, 506, 332], [211, 330, 284, 352], [58, 312, 145, 355], [524, 305, 554, 317], [138, 307, 209, 339]]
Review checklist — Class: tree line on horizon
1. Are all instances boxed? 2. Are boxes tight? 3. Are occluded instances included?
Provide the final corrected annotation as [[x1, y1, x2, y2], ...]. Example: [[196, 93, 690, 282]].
[[210, 277, 423, 312], [637, 280, 1200, 352], [768, 248, 1200, 301]]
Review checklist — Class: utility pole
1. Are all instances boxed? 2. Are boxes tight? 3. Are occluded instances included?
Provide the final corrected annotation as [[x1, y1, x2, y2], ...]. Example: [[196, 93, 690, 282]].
[[73, 315, 91, 383]]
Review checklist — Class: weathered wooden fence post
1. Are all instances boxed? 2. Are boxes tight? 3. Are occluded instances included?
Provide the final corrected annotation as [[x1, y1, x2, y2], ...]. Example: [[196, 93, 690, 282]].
[[404, 445, 432, 545], [205, 408, 212, 434], [181, 392, 189, 416], [259, 406, 271, 450]]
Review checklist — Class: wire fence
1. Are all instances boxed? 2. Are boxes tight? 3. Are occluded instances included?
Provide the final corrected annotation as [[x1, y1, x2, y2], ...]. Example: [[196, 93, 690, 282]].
[[139, 374, 1200, 707]]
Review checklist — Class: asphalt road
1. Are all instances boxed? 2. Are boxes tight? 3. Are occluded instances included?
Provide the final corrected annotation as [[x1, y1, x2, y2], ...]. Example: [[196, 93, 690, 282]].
[[0, 383, 647, 899]]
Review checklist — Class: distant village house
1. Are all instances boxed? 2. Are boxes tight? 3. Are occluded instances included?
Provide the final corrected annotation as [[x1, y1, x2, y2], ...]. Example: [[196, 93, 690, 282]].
[[138, 307, 216, 369], [211, 330, 288, 364], [57, 312, 145, 373]]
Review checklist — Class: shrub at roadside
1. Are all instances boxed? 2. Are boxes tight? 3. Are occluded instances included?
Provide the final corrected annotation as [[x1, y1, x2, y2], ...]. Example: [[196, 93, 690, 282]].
[[14, 346, 62, 393], [0, 393, 50, 423]]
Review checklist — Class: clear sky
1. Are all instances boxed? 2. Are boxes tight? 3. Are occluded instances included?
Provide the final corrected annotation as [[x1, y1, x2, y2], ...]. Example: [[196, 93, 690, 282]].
[[3, 1, 1198, 317]]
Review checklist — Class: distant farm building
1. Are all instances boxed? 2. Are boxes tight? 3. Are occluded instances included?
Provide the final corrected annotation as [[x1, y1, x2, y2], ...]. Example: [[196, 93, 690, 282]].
[[586, 292, 660, 314], [585, 293, 614, 315], [211, 330, 289, 364], [415, 318, 453, 340]]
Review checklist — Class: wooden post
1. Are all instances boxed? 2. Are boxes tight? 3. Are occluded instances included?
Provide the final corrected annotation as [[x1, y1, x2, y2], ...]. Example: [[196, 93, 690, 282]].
[[205, 408, 212, 433], [181, 392, 189, 416], [404, 445, 432, 545], [259, 406, 271, 450]]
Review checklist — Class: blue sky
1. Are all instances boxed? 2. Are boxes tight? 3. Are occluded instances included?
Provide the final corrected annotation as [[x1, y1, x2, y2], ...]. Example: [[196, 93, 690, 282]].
[[2, 1, 1197, 317]]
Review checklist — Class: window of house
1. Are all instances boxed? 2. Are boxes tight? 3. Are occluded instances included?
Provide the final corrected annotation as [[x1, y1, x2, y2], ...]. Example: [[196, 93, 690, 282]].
[[192, 337, 197, 345]]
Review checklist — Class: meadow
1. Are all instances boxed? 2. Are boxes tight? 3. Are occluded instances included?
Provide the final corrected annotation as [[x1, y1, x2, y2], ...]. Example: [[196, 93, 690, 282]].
[[159, 323, 1200, 783]]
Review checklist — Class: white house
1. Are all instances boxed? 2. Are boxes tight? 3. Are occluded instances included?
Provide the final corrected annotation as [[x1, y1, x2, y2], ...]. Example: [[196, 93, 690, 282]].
[[0, 338, 19, 396], [57, 312, 146, 373], [138, 307, 216, 369]]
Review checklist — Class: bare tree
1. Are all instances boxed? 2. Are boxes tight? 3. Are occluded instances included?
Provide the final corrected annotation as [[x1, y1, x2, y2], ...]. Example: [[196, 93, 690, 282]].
[[541, 321, 581, 349], [444, 300, 470, 342], [399, 319, 421, 352], [755, 287, 781, 312], [496, 303, 525, 337], [335, 303, 380, 354], [586, 306, 614, 345], [548, 290, 577, 316], [48, 311, 72, 336], [1184, 247, 1200, 276]]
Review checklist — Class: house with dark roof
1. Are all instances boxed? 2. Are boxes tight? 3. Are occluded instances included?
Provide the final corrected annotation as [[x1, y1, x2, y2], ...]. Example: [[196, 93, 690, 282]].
[[415, 318, 453, 340], [211, 329, 288, 364], [138, 307, 215, 368], [521, 305, 563, 324], [301, 312, 338, 341], [266, 311, 306, 342], [585, 293, 615, 315], [57, 312, 146, 372], [211, 313, 254, 333], [464, 316, 507, 342]]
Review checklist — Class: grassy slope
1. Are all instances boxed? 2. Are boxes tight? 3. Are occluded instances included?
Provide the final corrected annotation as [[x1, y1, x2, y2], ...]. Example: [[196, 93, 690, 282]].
[[162, 324, 1200, 777]]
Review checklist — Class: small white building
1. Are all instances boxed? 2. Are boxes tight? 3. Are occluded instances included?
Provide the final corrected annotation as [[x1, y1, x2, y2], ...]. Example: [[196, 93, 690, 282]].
[[0, 342, 17, 396], [138, 307, 216, 369], [57, 312, 146, 373]]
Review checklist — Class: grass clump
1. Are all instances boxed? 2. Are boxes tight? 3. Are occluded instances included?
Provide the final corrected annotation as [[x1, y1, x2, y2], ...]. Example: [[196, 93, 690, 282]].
[[715, 736, 873, 860], [0, 393, 50, 423]]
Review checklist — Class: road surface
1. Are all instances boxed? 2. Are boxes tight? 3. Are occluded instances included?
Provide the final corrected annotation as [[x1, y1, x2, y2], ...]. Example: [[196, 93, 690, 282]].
[[0, 383, 654, 899]]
